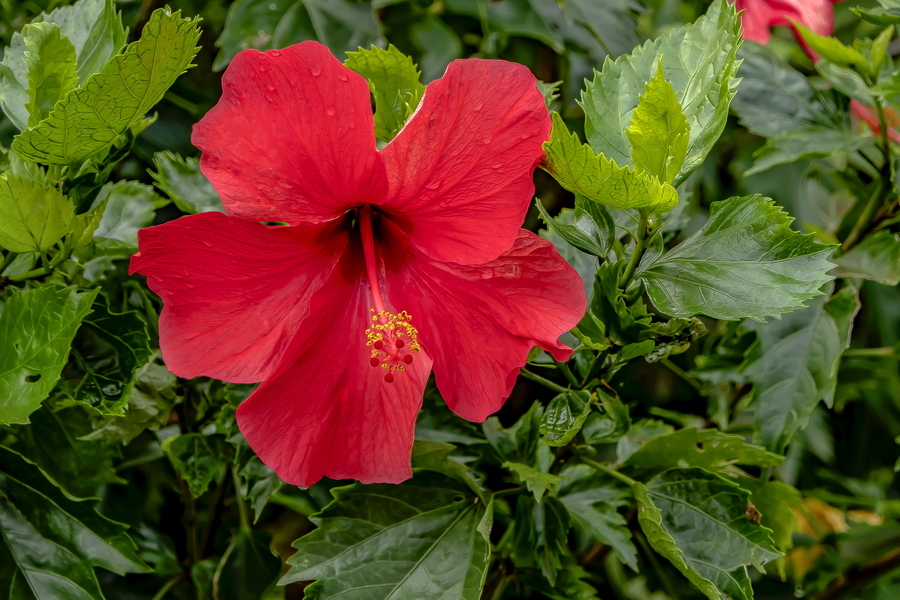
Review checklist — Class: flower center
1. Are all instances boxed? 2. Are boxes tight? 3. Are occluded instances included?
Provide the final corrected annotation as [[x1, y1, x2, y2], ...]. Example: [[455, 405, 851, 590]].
[[359, 205, 420, 383]]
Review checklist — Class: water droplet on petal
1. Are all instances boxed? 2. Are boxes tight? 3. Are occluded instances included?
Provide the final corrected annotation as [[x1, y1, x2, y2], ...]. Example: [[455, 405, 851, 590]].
[[270, 50, 281, 57], [337, 71, 348, 82], [480, 271, 492, 279], [425, 180, 440, 190], [326, 106, 335, 116], [202, 240, 213, 247], [266, 82, 275, 91], [492, 161, 502, 169], [474, 102, 483, 111], [311, 65, 322, 76]]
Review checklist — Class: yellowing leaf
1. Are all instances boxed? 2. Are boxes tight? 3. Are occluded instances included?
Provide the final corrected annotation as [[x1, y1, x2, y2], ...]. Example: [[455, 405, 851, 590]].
[[626, 63, 690, 184], [542, 113, 678, 212]]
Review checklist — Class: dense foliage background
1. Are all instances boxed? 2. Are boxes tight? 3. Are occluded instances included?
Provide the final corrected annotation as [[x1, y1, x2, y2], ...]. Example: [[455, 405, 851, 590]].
[[2, 0, 900, 599]]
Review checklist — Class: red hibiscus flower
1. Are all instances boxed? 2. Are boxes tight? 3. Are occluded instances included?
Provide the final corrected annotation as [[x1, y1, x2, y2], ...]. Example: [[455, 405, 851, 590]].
[[736, 0, 841, 56], [850, 99, 900, 143], [130, 42, 586, 487]]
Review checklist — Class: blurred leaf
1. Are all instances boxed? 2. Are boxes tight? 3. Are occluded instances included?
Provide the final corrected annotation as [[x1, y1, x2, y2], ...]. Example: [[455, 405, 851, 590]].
[[58, 292, 151, 416], [616, 418, 673, 463], [0, 174, 75, 253], [0, 286, 98, 426], [540, 390, 593, 446], [504, 461, 564, 501], [151, 150, 223, 214], [636, 468, 781, 600], [214, 0, 381, 71], [624, 427, 783, 473], [164, 433, 227, 497], [852, 6, 900, 26], [23, 22, 78, 128], [92, 181, 163, 245], [560, 482, 638, 571], [13, 8, 201, 165], [746, 127, 873, 175], [83, 354, 179, 445], [743, 286, 860, 452], [345, 44, 424, 142], [0, 446, 148, 600], [213, 530, 282, 600], [281, 476, 492, 599], [640, 195, 836, 321], [14, 406, 123, 499], [508, 494, 570, 586], [732, 43, 834, 138], [581, 0, 740, 186], [834, 231, 900, 285], [793, 23, 870, 74], [410, 17, 461, 82], [543, 113, 679, 212], [626, 63, 690, 184], [237, 456, 283, 523], [750, 481, 801, 554], [536, 196, 616, 258]]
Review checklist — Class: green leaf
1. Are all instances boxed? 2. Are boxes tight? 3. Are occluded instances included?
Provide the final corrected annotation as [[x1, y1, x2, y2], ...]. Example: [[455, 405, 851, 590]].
[[12, 8, 201, 165], [542, 113, 679, 212], [164, 434, 227, 497], [624, 427, 783, 474], [731, 43, 834, 138], [483, 401, 543, 464], [559, 483, 638, 571], [92, 181, 163, 245], [12, 406, 123, 499], [746, 127, 874, 175], [640, 195, 836, 321], [834, 231, 900, 285], [508, 494, 570, 586], [0, 286, 98, 425], [58, 292, 152, 416], [213, 530, 282, 600], [504, 461, 564, 502], [0, 446, 148, 600], [82, 354, 179, 445], [626, 63, 690, 184], [581, 0, 740, 186], [743, 286, 860, 452], [540, 390, 593, 446], [536, 196, 616, 258], [0, 32, 32, 130], [0, 174, 75, 253], [411, 441, 486, 501], [213, 0, 381, 71], [23, 22, 79, 128], [851, 6, 900, 26], [281, 476, 492, 600], [750, 481, 801, 553], [616, 418, 674, 463], [636, 468, 781, 600], [792, 22, 870, 75], [344, 44, 424, 143], [151, 151, 224, 214], [237, 457, 283, 523]]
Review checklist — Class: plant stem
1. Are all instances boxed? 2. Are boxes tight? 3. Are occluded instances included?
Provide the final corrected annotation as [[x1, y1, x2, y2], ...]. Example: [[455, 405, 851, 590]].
[[843, 347, 896, 358], [550, 356, 580, 387], [660, 358, 704, 393], [150, 574, 185, 600], [582, 457, 637, 486], [232, 465, 251, 531], [7, 266, 50, 281], [519, 368, 569, 394], [618, 210, 650, 290], [842, 181, 883, 252], [814, 550, 900, 600]]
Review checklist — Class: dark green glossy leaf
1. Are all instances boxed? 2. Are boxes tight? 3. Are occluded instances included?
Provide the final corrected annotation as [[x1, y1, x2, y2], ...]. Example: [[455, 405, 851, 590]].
[[616, 418, 673, 463], [58, 293, 151, 416], [151, 151, 224, 214], [0, 286, 97, 425], [504, 461, 564, 502], [281, 475, 492, 599], [164, 433, 227, 497], [640, 195, 836, 321], [559, 477, 637, 571], [411, 440, 486, 501], [540, 390, 593, 446], [508, 494, 570, 586], [536, 196, 616, 258], [834, 231, 900, 285], [237, 456, 283, 523], [483, 400, 543, 464], [213, 530, 281, 600], [743, 286, 860, 452]]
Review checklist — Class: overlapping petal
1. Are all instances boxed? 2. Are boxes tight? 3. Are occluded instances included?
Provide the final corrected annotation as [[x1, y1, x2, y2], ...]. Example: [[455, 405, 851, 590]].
[[130, 212, 348, 383], [389, 230, 586, 422], [736, 0, 834, 45], [380, 59, 551, 265], [193, 42, 387, 223], [236, 269, 433, 487]]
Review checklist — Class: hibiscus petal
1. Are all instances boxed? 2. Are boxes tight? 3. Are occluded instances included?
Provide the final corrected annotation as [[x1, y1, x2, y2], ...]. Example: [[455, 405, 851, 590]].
[[236, 274, 433, 487], [193, 41, 388, 223], [130, 212, 347, 383], [737, 0, 834, 45], [380, 59, 550, 265], [389, 230, 586, 422]]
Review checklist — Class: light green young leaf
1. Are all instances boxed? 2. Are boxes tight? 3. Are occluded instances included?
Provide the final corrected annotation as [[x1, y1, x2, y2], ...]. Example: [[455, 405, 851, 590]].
[[792, 22, 870, 75], [540, 390, 593, 447], [504, 461, 565, 502], [151, 151, 223, 214], [0, 286, 98, 425], [626, 63, 690, 184], [13, 8, 200, 165], [542, 113, 678, 212], [281, 476, 492, 600], [0, 446, 148, 599], [750, 481, 801, 554], [624, 427, 783, 473], [639, 195, 836, 321], [0, 33, 31, 130], [637, 468, 782, 600], [93, 181, 164, 244], [0, 174, 75, 253], [345, 45, 424, 142], [743, 286, 860, 452], [834, 231, 900, 285], [23, 22, 79, 128], [581, 0, 740, 186]]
